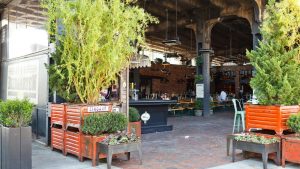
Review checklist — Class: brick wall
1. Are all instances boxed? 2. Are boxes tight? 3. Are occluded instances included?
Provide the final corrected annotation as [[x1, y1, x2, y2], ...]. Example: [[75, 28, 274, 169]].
[[139, 64, 195, 95]]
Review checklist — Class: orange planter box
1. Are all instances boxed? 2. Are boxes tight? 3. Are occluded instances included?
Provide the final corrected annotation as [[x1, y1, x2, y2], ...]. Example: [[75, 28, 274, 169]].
[[51, 104, 66, 128], [51, 127, 65, 153], [128, 121, 142, 138], [81, 134, 107, 166], [66, 104, 113, 129], [245, 104, 299, 135], [282, 134, 300, 167], [64, 130, 82, 160]]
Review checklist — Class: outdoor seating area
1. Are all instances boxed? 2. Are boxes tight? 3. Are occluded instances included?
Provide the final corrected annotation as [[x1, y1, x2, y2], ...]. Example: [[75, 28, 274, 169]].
[[1, 0, 300, 169]]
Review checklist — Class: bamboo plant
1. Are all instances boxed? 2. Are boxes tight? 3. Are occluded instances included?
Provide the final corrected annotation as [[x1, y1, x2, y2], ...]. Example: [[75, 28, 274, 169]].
[[42, 0, 158, 104]]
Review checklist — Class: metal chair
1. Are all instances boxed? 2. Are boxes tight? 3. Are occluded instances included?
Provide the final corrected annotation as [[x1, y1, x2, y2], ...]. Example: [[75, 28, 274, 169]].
[[232, 99, 245, 133]]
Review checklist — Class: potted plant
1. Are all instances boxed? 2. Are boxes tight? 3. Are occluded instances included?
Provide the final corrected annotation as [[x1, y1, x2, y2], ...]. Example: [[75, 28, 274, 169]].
[[246, 0, 300, 134], [128, 107, 141, 137], [232, 133, 281, 169], [95, 132, 142, 168], [42, 0, 157, 158], [194, 99, 203, 116], [0, 99, 34, 169], [282, 113, 300, 167], [81, 112, 127, 166]]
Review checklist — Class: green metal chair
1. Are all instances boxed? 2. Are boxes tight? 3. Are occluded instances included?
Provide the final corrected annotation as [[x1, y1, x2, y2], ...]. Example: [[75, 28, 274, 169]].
[[232, 99, 245, 133]]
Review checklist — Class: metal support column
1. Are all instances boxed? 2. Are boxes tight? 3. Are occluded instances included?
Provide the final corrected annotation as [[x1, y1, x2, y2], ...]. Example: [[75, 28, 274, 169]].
[[199, 49, 213, 116]]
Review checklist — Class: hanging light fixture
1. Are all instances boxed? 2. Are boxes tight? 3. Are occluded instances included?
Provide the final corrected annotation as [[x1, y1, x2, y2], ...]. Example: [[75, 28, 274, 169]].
[[162, 0, 181, 46], [162, 53, 170, 66]]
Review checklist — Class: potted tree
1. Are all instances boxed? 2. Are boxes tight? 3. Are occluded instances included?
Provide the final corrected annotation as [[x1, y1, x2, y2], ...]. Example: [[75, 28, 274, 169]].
[[194, 99, 203, 116], [81, 112, 127, 166], [282, 113, 300, 167], [42, 0, 157, 158], [128, 107, 141, 137], [246, 0, 300, 134], [0, 99, 34, 169], [42, 0, 157, 119]]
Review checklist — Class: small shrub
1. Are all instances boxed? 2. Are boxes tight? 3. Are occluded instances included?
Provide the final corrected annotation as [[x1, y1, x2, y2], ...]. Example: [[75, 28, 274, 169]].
[[129, 107, 140, 122], [287, 113, 300, 134], [0, 99, 34, 128], [82, 112, 127, 135], [108, 113, 127, 133], [195, 99, 203, 110]]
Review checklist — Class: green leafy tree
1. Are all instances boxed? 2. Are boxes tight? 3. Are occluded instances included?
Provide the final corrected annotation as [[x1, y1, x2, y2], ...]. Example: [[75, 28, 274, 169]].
[[42, 0, 158, 104], [247, 0, 300, 105]]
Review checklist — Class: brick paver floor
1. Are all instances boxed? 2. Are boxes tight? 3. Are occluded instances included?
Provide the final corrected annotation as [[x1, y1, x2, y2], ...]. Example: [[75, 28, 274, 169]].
[[113, 111, 239, 169], [34, 110, 247, 169]]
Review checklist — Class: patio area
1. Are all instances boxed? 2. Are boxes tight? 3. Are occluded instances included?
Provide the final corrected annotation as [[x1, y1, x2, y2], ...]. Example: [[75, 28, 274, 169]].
[[33, 110, 300, 169]]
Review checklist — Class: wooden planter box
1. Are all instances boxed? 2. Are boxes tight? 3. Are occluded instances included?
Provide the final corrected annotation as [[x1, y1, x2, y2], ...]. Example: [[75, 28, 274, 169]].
[[65, 130, 81, 160], [128, 121, 141, 138], [1, 127, 32, 169], [232, 140, 280, 169], [245, 104, 299, 135], [51, 127, 65, 153], [282, 134, 300, 167], [51, 103, 66, 128], [66, 103, 113, 129], [80, 134, 107, 165], [95, 141, 142, 169]]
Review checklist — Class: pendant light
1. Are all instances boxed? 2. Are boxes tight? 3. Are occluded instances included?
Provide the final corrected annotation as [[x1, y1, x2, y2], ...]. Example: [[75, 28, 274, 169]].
[[162, 0, 181, 46]]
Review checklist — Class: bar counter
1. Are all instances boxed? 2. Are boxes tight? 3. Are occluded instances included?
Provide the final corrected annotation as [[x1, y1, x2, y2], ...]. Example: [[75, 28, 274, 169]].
[[129, 100, 177, 134]]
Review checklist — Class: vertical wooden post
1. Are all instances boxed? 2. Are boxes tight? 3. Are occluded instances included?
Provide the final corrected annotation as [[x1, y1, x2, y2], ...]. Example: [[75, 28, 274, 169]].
[[120, 68, 129, 119], [235, 70, 240, 98]]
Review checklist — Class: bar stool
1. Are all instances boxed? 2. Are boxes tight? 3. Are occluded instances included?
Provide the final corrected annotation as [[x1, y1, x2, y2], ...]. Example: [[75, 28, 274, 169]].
[[232, 99, 245, 133]]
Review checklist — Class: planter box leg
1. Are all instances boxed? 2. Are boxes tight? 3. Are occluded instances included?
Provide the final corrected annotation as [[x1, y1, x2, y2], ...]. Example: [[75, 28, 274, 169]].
[[262, 152, 268, 169], [138, 147, 142, 165], [126, 152, 130, 160], [107, 150, 112, 169]]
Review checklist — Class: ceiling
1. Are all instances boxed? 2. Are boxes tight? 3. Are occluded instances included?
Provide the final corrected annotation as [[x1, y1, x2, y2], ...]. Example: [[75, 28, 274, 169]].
[[3, 0, 257, 66], [138, 0, 256, 66]]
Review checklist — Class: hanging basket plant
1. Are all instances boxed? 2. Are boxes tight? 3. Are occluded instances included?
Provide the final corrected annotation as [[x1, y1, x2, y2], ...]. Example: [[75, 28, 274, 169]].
[[42, 0, 158, 104]]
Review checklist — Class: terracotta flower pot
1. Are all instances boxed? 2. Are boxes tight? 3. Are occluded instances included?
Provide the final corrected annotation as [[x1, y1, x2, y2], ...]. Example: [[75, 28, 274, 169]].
[[128, 121, 142, 138]]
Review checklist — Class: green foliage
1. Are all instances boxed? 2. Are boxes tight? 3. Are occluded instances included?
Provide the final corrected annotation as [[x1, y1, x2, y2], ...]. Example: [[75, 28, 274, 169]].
[[234, 133, 280, 144], [196, 56, 203, 66], [129, 107, 140, 122], [46, 45, 80, 103], [287, 113, 300, 133], [81, 112, 127, 136], [0, 99, 34, 128], [194, 75, 203, 84], [247, 0, 300, 105], [42, 0, 158, 104], [102, 132, 140, 145], [194, 99, 203, 110]]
